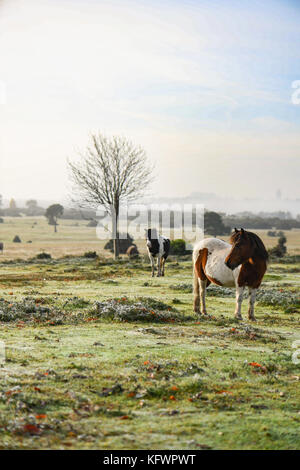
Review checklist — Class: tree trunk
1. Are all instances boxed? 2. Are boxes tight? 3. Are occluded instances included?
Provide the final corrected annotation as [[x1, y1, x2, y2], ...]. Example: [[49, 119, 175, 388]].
[[112, 202, 119, 260], [113, 232, 119, 259]]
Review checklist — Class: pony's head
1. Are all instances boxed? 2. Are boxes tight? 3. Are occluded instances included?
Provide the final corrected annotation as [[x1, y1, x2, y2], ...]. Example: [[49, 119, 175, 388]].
[[145, 228, 158, 240], [145, 228, 158, 249], [225, 228, 268, 270]]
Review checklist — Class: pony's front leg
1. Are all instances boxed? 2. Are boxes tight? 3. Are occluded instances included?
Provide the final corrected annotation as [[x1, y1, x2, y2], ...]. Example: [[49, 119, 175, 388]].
[[150, 255, 155, 277], [160, 257, 165, 276], [157, 256, 162, 277], [248, 287, 257, 321], [234, 286, 244, 320]]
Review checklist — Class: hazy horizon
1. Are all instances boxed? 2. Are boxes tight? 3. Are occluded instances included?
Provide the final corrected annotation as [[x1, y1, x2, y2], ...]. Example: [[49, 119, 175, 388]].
[[0, 0, 300, 204], [2, 191, 300, 217]]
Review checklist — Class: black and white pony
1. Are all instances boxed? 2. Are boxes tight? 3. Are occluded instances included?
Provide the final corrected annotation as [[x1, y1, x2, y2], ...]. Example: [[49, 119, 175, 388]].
[[146, 228, 170, 277]]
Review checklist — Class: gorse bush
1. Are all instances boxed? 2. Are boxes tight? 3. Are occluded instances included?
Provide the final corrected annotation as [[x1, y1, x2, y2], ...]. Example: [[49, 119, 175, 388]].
[[83, 251, 98, 258], [92, 297, 193, 323], [170, 239, 186, 255], [0, 298, 65, 324], [256, 288, 299, 310], [268, 235, 287, 258], [0, 296, 194, 325], [35, 252, 52, 260]]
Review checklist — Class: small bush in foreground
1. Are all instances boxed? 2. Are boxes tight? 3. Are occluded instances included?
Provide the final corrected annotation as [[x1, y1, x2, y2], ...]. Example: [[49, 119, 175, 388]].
[[92, 297, 192, 323], [0, 296, 192, 325], [0, 298, 65, 324], [256, 288, 299, 311]]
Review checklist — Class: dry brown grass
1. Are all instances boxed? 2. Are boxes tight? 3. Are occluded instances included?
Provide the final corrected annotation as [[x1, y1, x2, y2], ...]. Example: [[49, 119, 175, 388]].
[[0, 217, 299, 260]]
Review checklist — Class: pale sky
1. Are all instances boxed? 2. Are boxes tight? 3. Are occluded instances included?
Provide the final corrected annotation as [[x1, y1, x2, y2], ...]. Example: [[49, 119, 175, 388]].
[[0, 0, 299, 203]]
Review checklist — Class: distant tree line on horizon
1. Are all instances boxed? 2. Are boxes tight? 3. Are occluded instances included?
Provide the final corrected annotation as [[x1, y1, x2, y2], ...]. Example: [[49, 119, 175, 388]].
[[1, 194, 300, 233], [222, 213, 300, 230]]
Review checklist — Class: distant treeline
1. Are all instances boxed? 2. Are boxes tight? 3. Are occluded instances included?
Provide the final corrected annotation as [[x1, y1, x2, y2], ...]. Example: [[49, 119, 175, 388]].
[[222, 214, 300, 230], [0, 201, 300, 231], [0, 204, 94, 220]]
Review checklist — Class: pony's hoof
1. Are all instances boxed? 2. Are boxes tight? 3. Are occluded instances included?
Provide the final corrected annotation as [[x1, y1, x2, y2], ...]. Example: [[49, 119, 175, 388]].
[[235, 315, 242, 321], [249, 316, 256, 322]]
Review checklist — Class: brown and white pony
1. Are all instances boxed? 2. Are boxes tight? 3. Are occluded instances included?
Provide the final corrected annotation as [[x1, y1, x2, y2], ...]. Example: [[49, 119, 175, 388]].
[[193, 228, 268, 321]]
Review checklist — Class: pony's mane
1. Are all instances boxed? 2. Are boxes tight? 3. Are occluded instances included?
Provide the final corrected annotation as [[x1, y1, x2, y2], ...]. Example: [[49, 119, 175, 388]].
[[230, 230, 269, 261]]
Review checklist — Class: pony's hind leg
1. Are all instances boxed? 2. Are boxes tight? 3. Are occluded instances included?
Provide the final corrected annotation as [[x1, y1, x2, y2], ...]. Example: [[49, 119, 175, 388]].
[[248, 287, 257, 321], [157, 256, 162, 277], [234, 286, 244, 320], [200, 280, 208, 315], [193, 269, 200, 313], [193, 251, 208, 315]]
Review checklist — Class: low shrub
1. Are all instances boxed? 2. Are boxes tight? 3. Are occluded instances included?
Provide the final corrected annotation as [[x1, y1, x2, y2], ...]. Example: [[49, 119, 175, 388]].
[[268, 235, 287, 258], [0, 296, 194, 325], [83, 251, 98, 258], [256, 288, 299, 310], [35, 252, 52, 260], [0, 298, 65, 324], [92, 297, 193, 323], [170, 239, 186, 256]]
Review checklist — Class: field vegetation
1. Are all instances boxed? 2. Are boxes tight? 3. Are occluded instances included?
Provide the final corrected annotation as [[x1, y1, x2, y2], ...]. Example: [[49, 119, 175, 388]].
[[0, 218, 299, 449]]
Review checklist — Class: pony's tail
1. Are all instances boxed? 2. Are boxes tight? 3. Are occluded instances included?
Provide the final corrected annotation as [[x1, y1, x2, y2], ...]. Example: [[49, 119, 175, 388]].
[[193, 254, 200, 312]]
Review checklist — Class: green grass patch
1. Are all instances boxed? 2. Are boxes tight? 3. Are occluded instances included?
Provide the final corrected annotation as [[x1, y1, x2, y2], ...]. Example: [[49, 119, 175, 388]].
[[0, 255, 299, 449]]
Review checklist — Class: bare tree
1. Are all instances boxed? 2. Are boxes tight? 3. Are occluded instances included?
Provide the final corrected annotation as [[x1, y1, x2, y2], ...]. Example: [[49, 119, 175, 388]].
[[68, 134, 153, 258]]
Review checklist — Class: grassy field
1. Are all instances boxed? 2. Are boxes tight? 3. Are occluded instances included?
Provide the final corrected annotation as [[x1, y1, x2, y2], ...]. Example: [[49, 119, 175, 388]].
[[1, 216, 300, 260], [0, 218, 299, 450]]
